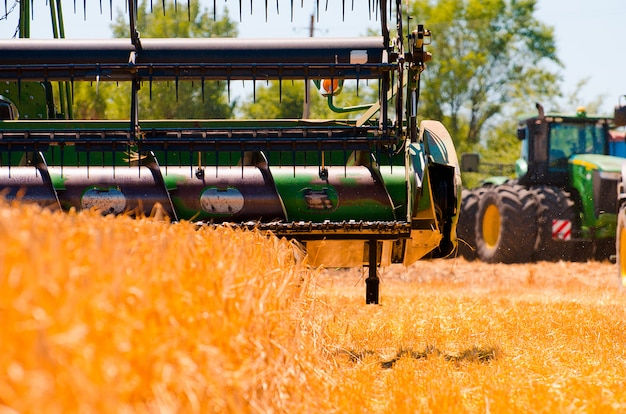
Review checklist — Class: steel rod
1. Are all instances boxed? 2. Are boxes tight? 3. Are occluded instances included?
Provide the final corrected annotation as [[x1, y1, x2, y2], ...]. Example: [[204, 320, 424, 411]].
[[366, 240, 380, 304]]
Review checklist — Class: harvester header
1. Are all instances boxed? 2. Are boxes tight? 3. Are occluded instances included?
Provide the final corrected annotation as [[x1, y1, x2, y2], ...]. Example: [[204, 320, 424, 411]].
[[0, 0, 460, 304]]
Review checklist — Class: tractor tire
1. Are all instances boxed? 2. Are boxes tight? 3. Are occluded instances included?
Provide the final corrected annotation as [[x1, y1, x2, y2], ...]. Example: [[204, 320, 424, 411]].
[[457, 187, 487, 260], [532, 185, 577, 262], [617, 204, 626, 287], [475, 184, 538, 263]]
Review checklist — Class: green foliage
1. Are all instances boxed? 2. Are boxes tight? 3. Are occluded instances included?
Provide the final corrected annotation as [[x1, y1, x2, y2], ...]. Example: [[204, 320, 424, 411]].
[[240, 81, 311, 119], [412, 0, 561, 153], [111, 0, 237, 39], [239, 80, 377, 120], [73, 0, 237, 120], [71, 82, 111, 120], [460, 108, 526, 189]]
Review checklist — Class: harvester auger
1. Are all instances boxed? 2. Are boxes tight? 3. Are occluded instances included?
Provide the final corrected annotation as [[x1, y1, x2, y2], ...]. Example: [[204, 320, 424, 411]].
[[0, 0, 461, 304]]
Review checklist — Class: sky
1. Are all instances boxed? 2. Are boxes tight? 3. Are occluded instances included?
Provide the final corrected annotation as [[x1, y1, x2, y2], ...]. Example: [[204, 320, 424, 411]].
[[1, 0, 626, 114]]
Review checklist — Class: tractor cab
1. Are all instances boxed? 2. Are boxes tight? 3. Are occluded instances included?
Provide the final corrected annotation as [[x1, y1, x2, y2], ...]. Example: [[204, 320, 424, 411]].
[[516, 104, 613, 187]]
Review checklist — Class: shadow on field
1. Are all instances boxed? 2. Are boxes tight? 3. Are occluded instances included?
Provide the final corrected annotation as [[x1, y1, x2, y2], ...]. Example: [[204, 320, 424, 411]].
[[337, 345, 500, 369]]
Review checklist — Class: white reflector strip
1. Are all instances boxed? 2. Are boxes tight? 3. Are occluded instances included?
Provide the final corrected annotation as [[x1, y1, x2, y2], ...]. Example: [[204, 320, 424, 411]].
[[552, 219, 572, 241]]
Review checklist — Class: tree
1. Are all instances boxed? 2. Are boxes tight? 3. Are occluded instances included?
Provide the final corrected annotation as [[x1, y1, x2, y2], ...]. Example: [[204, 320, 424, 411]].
[[239, 79, 378, 120], [240, 81, 311, 119], [73, 0, 237, 119], [236, 80, 374, 119], [412, 0, 561, 153]]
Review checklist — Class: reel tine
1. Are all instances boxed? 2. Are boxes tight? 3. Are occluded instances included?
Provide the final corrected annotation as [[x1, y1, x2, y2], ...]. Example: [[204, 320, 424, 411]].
[[241, 148, 244, 179], [149, 66, 153, 100], [290, 0, 293, 21], [187, 0, 190, 21], [193, 150, 199, 180], [17, 72, 21, 104], [175, 72, 179, 102], [265, 0, 268, 21], [214, 144, 219, 178], [150, 0, 153, 13], [83, 0, 86, 20], [162, 0, 165, 16], [227, 65, 232, 103], [86, 144, 91, 179], [58, 140, 63, 177], [174, 0, 178, 13], [304, 67, 309, 104], [110, 0, 113, 19], [278, 68, 283, 103], [74, 0, 76, 14], [99, 0, 103, 14], [201, 69, 205, 103], [213, 0, 216, 20], [112, 143, 116, 179], [252, 65, 257, 103]]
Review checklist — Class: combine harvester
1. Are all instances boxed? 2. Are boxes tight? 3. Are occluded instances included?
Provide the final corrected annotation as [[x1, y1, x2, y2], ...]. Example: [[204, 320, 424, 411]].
[[0, 0, 461, 304]]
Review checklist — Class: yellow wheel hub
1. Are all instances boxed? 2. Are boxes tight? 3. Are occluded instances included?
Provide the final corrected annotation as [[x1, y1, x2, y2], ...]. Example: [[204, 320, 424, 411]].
[[482, 204, 501, 249]]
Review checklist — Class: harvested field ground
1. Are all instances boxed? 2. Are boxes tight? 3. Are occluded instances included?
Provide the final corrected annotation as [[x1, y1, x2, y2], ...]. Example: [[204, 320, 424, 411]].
[[1, 203, 626, 413], [315, 260, 626, 412]]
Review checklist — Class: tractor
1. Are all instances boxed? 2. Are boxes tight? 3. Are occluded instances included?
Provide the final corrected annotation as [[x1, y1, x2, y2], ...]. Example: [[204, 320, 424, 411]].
[[459, 103, 623, 263], [0, 0, 461, 304]]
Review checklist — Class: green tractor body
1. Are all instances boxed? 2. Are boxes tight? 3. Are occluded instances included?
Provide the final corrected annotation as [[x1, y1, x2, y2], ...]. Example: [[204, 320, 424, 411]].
[[459, 104, 622, 263], [0, 0, 461, 303]]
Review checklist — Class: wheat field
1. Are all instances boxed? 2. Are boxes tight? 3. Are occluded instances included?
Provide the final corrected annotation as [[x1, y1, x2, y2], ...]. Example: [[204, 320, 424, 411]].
[[1, 202, 626, 413]]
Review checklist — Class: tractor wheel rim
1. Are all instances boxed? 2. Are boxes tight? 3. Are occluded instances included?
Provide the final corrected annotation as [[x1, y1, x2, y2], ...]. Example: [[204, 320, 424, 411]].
[[482, 204, 500, 249], [618, 227, 626, 286]]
